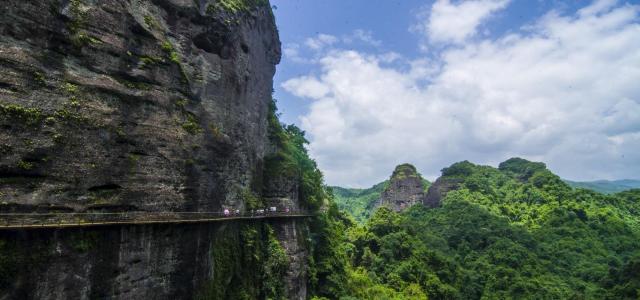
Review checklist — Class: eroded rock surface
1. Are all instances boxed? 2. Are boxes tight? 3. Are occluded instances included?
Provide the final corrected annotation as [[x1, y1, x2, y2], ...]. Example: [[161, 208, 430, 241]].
[[0, 1, 310, 299], [423, 176, 461, 208], [0, 0, 280, 213], [378, 164, 428, 212]]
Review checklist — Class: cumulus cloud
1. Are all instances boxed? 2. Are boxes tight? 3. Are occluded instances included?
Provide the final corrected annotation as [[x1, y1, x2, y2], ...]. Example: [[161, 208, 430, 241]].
[[281, 76, 330, 99], [282, 43, 310, 63], [305, 34, 338, 50], [282, 1, 640, 187], [288, 30, 383, 64], [343, 29, 382, 47], [421, 0, 511, 45]]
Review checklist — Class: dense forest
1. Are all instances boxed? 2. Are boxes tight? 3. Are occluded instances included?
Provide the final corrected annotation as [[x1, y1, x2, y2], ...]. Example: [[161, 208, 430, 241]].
[[309, 158, 640, 299], [332, 182, 387, 223]]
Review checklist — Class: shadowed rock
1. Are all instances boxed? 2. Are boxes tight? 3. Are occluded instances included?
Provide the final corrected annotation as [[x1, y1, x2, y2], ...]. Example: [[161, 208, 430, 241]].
[[423, 176, 462, 208]]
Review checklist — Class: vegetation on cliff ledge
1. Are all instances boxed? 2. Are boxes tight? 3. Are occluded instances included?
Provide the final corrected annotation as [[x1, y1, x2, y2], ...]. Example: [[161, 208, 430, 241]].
[[197, 223, 289, 300], [264, 99, 326, 211], [207, 0, 269, 14]]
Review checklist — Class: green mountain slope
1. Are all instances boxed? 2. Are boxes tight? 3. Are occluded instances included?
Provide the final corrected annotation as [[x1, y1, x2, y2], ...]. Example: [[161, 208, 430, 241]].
[[314, 158, 640, 299], [331, 168, 431, 222], [565, 179, 640, 194], [331, 181, 388, 223]]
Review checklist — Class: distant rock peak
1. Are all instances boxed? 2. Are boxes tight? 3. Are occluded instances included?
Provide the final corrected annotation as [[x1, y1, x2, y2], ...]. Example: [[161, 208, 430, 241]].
[[378, 163, 427, 212], [390, 163, 420, 180]]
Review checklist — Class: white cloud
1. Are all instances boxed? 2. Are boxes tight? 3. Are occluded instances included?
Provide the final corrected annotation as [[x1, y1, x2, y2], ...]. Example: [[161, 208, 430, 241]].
[[422, 0, 511, 45], [287, 31, 385, 65], [578, 0, 618, 17], [283, 1, 640, 187], [343, 29, 382, 47], [282, 43, 310, 63], [305, 34, 338, 50], [281, 76, 330, 99]]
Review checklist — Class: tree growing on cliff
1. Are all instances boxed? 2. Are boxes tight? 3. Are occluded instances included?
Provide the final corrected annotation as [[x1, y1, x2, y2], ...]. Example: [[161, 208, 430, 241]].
[[264, 99, 326, 211]]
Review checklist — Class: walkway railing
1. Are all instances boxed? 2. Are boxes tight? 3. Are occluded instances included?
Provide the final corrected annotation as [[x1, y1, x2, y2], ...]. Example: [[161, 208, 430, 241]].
[[0, 211, 313, 229]]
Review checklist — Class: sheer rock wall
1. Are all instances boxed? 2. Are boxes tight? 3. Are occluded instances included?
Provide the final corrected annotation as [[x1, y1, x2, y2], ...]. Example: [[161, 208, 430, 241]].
[[0, 1, 309, 299]]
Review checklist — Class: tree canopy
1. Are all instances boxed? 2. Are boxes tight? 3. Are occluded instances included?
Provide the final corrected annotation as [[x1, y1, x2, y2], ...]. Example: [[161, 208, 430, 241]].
[[311, 158, 640, 299]]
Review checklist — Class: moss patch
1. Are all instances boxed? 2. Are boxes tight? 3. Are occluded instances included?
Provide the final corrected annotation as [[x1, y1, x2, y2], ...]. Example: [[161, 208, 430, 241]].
[[128, 153, 140, 172], [161, 41, 181, 64], [53, 107, 89, 124], [182, 113, 202, 135], [262, 225, 289, 299], [70, 33, 101, 47], [196, 223, 289, 300], [139, 55, 163, 68], [66, 0, 100, 48], [143, 15, 160, 30], [33, 72, 46, 85], [68, 0, 87, 32], [196, 223, 258, 299], [207, 0, 269, 14], [0, 102, 44, 126], [175, 98, 188, 108], [16, 160, 34, 170], [114, 77, 152, 90]]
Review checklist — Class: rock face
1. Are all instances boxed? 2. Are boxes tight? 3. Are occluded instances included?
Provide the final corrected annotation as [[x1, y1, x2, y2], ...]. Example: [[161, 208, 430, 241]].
[[378, 164, 428, 212], [274, 220, 309, 300], [1, 220, 306, 299], [0, 1, 308, 299], [0, 0, 280, 213], [423, 176, 461, 208]]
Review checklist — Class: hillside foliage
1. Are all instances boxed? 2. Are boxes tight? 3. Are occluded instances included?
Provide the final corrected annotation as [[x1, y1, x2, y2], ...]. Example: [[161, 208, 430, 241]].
[[332, 164, 431, 223], [313, 158, 640, 299], [264, 100, 326, 211], [332, 182, 388, 223]]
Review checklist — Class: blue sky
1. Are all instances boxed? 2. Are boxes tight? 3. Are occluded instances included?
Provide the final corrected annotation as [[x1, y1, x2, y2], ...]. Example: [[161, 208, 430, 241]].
[[270, 0, 640, 187]]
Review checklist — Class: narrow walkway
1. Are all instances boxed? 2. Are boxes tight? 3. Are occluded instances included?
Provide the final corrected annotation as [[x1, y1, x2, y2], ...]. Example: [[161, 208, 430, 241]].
[[0, 211, 313, 229]]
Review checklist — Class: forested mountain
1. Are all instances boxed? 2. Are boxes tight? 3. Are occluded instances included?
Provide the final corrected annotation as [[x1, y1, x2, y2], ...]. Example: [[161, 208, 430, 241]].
[[565, 179, 640, 194], [335, 165, 640, 224], [332, 182, 388, 223], [313, 158, 640, 299], [1, 1, 637, 299], [332, 164, 431, 223]]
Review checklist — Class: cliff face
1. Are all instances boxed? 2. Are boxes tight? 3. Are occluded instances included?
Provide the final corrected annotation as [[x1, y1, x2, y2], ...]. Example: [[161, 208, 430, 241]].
[[0, 1, 308, 299], [423, 176, 460, 208], [0, 0, 279, 213], [378, 164, 428, 212]]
